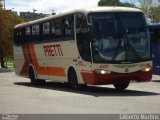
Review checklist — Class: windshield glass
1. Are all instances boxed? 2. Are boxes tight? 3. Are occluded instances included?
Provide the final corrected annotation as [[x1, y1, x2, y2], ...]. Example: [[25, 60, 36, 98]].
[[89, 12, 151, 63]]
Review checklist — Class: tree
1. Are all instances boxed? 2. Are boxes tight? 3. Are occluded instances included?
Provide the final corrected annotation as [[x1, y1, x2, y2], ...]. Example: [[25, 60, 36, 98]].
[[138, 0, 160, 23], [0, 0, 3, 9], [98, 0, 122, 6], [0, 9, 23, 68], [98, 0, 135, 7], [149, 5, 160, 23]]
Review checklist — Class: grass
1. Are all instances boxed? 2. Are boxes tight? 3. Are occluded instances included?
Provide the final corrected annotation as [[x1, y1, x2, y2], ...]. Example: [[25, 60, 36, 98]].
[[0, 61, 14, 69], [6, 61, 14, 68]]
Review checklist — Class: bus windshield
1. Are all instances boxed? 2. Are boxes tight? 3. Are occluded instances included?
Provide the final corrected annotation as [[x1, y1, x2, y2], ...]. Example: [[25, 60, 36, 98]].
[[89, 12, 151, 63]]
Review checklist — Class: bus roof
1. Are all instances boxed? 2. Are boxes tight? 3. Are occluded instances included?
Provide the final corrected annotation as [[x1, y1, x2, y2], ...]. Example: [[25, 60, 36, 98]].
[[148, 23, 160, 29], [15, 7, 142, 29], [78, 7, 142, 13]]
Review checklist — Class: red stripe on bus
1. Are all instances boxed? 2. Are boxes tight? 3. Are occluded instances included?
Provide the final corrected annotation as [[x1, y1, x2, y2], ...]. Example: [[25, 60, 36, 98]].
[[20, 45, 66, 77], [20, 45, 30, 76]]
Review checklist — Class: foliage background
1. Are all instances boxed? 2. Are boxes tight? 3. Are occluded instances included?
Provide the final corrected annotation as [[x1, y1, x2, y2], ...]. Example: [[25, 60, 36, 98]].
[[0, 8, 23, 68]]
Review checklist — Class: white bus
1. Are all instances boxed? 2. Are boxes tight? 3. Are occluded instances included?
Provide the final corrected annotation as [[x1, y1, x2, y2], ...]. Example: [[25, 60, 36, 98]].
[[14, 7, 152, 90]]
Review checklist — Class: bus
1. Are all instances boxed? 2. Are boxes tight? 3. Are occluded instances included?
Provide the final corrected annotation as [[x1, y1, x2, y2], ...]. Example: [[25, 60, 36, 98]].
[[148, 23, 160, 75], [14, 7, 152, 90]]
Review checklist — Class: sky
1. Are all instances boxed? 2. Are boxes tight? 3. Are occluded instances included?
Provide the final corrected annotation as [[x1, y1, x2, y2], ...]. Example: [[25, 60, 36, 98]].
[[5, 0, 132, 14]]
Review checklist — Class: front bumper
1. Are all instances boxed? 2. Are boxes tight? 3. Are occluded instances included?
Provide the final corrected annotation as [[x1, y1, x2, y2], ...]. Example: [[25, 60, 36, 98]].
[[81, 70, 152, 85]]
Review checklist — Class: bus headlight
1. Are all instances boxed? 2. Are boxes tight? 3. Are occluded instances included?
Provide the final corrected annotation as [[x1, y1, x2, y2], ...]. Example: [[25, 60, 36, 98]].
[[95, 69, 111, 74], [141, 67, 152, 72]]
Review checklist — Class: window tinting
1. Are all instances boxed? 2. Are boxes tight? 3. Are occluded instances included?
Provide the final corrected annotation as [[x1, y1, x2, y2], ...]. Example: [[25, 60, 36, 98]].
[[14, 14, 75, 45], [76, 13, 91, 62], [43, 22, 50, 41]]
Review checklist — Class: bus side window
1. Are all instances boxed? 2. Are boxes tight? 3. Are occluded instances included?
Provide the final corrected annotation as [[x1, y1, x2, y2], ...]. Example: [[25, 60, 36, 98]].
[[159, 29, 160, 43], [18, 30, 22, 45], [151, 29, 160, 44], [61, 18, 66, 38], [61, 15, 75, 40], [65, 15, 74, 39], [55, 19, 62, 39], [21, 28, 25, 45], [25, 27, 31, 43], [13, 30, 17, 45], [76, 13, 91, 62], [51, 15, 74, 41], [43, 22, 50, 41], [32, 25, 40, 43], [14, 29, 22, 46], [157, 29, 160, 44], [51, 21, 56, 40]]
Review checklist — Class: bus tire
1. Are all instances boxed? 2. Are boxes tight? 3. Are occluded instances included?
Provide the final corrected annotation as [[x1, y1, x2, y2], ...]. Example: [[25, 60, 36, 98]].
[[113, 79, 130, 91], [29, 67, 46, 85], [68, 68, 81, 90]]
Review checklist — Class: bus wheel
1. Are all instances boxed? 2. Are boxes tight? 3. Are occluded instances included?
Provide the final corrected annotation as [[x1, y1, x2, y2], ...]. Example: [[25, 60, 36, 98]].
[[29, 68, 46, 85], [68, 68, 81, 90], [29, 68, 37, 84], [113, 79, 130, 91]]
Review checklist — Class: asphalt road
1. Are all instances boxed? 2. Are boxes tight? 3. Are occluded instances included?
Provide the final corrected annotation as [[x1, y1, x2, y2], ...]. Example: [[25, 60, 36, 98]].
[[0, 71, 160, 114]]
